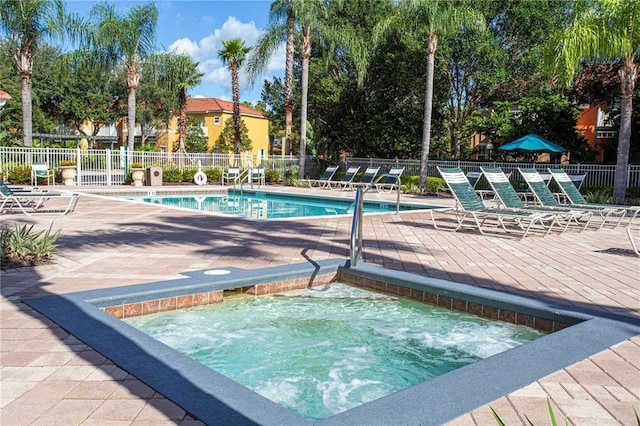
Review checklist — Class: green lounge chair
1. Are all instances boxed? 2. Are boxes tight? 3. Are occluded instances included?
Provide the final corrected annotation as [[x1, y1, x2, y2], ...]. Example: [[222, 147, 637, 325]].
[[351, 167, 380, 190], [548, 168, 639, 225], [301, 165, 339, 189], [375, 167, 404, 192], [481, 167, 592, 232], [435, 167, 561, 238], [519, 168, 627, 229], [1, 181, 79, 216], [329, 166, 361, 190]]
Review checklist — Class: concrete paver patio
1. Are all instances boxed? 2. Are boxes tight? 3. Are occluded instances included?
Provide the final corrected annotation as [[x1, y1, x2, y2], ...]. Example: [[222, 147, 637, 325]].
[[1, 184, 638, 425]]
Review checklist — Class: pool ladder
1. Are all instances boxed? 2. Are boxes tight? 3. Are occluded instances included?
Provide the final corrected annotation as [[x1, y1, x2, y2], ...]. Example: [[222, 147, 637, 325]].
[[349, 174, 401, 266]]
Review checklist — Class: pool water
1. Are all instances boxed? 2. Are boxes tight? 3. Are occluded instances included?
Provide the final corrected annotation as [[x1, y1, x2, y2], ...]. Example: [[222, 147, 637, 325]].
[[123, 191, 429, 219], [124, 283, 543, 420]]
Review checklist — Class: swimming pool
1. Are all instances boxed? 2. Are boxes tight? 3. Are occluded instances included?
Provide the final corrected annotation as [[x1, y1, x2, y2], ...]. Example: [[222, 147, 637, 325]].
[[25, 260, 640, 425], [124, 283, 542, 420], [120, 189, 436, 219]]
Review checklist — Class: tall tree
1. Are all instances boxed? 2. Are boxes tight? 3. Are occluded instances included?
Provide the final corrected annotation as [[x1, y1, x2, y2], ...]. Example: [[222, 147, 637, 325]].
[[294, 0, 332, 178], [89, 3, 158, 154], [546, 0, 639, 202], [50, 50, 124, 138], [375, 0, 485, 188], [0, 0, 82, 146], [146, 53, 203, 152], [218, 38, 251, 157], [247, 0, 296, 162]]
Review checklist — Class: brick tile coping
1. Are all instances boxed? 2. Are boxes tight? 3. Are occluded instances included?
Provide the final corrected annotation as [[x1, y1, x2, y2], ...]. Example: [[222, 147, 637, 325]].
[[25, 259, 640, 426], [102, 270, 567, 334]]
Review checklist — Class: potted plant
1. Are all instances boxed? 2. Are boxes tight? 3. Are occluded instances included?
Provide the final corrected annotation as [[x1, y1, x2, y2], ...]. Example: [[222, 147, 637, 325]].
[[59, 159, 77, 185], [130, 162, 145, 186]]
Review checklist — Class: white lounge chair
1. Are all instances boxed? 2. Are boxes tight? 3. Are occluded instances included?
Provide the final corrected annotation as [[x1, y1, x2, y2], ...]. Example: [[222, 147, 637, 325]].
[[1, 182, 79, 215]]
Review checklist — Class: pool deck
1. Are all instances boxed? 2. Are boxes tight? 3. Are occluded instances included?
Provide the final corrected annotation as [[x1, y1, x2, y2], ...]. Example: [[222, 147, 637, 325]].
[[1, 183, 639, 425]]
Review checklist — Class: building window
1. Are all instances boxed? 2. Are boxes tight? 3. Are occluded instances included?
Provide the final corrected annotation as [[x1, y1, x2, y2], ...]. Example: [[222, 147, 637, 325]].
[[214, 116, 220, 125]]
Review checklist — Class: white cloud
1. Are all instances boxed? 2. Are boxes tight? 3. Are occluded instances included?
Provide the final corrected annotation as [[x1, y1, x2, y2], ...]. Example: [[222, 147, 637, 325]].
[[166, 16, 286, 97]]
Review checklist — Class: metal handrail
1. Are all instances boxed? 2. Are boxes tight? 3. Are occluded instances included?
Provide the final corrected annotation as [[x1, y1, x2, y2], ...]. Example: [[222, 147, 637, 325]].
[[232, 169, 250, 192], [350, 188, 364, 266], [349, 174, 402, 266]]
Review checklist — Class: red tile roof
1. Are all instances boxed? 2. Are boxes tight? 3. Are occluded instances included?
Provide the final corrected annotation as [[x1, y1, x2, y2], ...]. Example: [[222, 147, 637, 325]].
[[186, 97, 265, 118]]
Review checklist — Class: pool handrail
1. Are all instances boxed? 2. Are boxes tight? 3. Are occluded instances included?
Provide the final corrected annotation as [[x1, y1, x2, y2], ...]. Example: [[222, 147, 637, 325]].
[[350, 188, 365, 266], [350, 176, 401, 266]]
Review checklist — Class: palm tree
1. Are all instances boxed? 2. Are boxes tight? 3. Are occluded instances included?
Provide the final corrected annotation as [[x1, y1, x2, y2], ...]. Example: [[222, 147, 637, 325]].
[[218, 38, 251, 157], [148, 53, 203, 152], [247, 0, 296, 161], [0, 0, 83, 146], [374, 0, 484, 189], [546, 0, 639, 203], [89, 3, 158, 154]]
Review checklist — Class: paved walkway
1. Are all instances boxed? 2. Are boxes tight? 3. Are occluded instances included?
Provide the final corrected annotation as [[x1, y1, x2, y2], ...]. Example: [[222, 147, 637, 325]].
[[1, 184, 639, 425]]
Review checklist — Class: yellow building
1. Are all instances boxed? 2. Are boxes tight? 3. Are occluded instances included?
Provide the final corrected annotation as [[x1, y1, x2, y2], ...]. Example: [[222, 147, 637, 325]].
[[185, 97, 269, 159]]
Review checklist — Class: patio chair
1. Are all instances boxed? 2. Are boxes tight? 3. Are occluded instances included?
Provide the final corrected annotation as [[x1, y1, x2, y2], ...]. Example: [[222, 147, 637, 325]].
[[519, 168, 627, 229], [300, 165, 339, 189], [350, 167, 380, 191], [627, 222, 639, 256], [375, 167, 405, 192], [222, 167, 241, 185], [31, 163, 55, 186], [250, 167, 265, 188], [480, 167, 592, 232], [548, 167, 639, 225], [434, 167, 562, 238], [329, 166, 361, 190], [1, 182, 79, 216], [548, 168, 639, 224]]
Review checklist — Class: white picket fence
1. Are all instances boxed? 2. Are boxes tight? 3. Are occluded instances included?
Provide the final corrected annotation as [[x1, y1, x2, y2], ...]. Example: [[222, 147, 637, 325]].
[[1, 146, 638, 188]]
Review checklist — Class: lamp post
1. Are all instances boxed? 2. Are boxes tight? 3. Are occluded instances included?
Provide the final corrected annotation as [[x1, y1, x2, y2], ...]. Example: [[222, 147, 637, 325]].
[[485, 142, 494, 161]]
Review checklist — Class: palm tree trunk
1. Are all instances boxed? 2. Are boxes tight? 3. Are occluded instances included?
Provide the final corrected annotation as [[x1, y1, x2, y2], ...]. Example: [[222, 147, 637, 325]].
[[17, 50, 34, 147], [284, 15, 295, 157], [126, 66, 140, 156], [419, 33, 438, 189], [178, 88, 187, 151], [231, 65, 242, 156], [127, 87, 136, 154], [20, 74, 33, 147], [298, 27, 311, 179], [613, 58, 636, 203]]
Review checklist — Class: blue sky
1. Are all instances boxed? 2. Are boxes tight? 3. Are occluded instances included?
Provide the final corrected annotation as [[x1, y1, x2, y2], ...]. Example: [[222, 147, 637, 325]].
[[66, 1, 285, 103]]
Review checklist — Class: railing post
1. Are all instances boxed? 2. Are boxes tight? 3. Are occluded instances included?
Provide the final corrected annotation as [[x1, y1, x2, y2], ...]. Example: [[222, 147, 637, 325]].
[[106, 149, 112, 186], [76, 147, 81, 185]]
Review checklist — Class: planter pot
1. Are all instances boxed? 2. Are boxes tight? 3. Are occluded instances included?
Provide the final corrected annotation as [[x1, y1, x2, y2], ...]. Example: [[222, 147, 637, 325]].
[[131, 169, 145, 186], [60, 166, 76, 186]]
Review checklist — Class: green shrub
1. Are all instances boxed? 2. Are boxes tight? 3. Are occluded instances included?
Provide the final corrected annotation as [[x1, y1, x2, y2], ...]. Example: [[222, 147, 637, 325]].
[[284, 167, 299, 186], [205, 167, 222, 184], [1, 163, 31, 184], [398, 175, 445, 195], [584, 189, 615, 204], [0, 224, 61, 269], [265, 168, 281, 183], [180, 167, 197, 183], [626, 186, 640, 200], [581, 185, 612, 196], [162, 167, 183, 183]]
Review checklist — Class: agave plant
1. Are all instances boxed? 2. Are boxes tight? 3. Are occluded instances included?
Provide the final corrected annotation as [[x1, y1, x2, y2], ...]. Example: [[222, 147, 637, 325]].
[[584, 189, 615, 204]]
